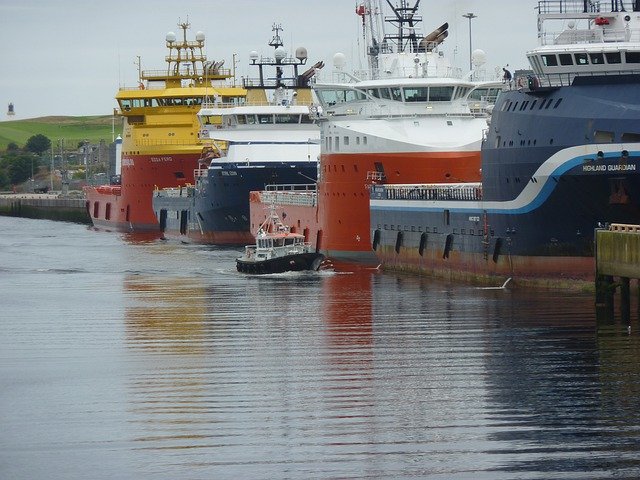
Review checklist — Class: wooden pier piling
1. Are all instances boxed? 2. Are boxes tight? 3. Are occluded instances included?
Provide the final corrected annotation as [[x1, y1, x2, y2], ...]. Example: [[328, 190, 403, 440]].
[[595, 224, 640, 321]]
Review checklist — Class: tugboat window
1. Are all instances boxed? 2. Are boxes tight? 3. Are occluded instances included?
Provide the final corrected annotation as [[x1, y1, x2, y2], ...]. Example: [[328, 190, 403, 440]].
[[541, 54, 558, 66], [574, 53, 589, 65], [605, 52, 622, 64], [559, 54, 573, 66], [626, 51, 640, 63], [589, 53, 605, 64]]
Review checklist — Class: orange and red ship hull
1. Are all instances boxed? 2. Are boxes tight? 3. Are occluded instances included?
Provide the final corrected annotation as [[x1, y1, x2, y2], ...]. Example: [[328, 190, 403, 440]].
[[84, 152, 201, 232]]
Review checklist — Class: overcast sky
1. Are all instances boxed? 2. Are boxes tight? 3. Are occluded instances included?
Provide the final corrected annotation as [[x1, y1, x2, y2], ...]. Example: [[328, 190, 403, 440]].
[[1, 0, 541, 120]]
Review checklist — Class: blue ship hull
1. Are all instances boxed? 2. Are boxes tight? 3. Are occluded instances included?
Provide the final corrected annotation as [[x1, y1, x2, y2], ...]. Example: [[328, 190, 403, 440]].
[[370, 76, 640, 284], [154, 162, 317, 245]]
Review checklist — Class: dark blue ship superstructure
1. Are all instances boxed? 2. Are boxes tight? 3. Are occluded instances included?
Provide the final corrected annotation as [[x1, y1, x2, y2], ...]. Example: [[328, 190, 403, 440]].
[[153, 24, 322, 244], [369, 0, 640, 284]]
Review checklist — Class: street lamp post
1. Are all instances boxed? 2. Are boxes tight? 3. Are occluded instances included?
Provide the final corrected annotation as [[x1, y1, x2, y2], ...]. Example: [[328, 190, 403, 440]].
[[462, 13, 478, 71]]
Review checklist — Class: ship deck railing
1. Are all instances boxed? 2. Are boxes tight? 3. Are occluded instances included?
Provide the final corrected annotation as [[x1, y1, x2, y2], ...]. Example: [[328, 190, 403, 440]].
[[532, 68, 640, 88], [129, 138, 210, 147], [154, 185, 195, 198], [609, 223, 640, 233], [201, 100, 314, 109], [538, 0, 600, 15], [244, 242, 314, 258], [257, 184, 317, 207], [373, 183, 483, 201], [265, 183, 317, 192], [539, 27, 640, 46], [242, 77, 310, 89]]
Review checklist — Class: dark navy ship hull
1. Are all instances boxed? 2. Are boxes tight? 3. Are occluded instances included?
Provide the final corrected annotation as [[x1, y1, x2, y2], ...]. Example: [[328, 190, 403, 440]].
[[155, 162, 317, 245], [370, 76, 640, 284]]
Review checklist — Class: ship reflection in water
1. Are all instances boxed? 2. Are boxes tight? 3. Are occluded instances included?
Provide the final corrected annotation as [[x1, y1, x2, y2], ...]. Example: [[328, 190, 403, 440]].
[[1, 216, 640, 479]]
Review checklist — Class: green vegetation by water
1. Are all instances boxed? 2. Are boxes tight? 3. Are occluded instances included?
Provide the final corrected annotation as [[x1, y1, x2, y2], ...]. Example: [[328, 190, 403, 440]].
[[0, 116, 120, 151]]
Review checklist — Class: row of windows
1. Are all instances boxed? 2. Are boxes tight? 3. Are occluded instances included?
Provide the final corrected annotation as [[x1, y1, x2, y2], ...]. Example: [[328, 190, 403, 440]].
[[379, 223, 495, 237], [501, 97, 563, 112], [317, 85, 493, 106], [324, 135, 369, 151], [537, 50, 640, 68], [120, 97, 205, 109], [495, 131, 640, 149], [201, 113, 314, 126]]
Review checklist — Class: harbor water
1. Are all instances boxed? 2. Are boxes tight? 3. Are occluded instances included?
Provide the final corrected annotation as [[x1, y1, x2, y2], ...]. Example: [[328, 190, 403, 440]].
[[1, 216, 639, 479]]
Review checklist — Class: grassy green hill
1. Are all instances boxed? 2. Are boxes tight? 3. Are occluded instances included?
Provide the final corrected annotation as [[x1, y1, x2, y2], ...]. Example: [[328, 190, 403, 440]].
[[0, 116, 122, 150]]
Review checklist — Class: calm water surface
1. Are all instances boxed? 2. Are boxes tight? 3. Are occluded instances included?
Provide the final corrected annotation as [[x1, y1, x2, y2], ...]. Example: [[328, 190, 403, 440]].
[[1, 216, 639, 479]]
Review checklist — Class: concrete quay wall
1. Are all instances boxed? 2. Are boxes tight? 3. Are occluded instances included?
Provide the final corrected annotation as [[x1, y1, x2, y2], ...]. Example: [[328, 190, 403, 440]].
[[0, 194, 90, 224]]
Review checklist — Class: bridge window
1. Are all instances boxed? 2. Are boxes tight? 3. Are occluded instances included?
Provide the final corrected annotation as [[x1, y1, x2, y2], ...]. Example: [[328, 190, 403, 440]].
[[317, 88, 365, 106], [379, 88, 392, 100], [626, 51, 640, 63], [541, 54, 558, 66], [390, 87, 403, 101], [605, 52, 622, 64], [274, 114, 299, 124], [559, 54, 573, 66], [589, 53, 605, 64], [258, 114, 272, 124], [430, 86, 454, 101], [366, 88, 380, 98], [403, 87, 429, 102], [574, 53, 589, 65]]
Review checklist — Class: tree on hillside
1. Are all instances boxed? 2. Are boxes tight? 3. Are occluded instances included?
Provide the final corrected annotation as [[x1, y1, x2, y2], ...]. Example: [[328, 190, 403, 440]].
[[7, 154, 38, 185], [6, 142, 19, 153], [25, 134, 51, 156]]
